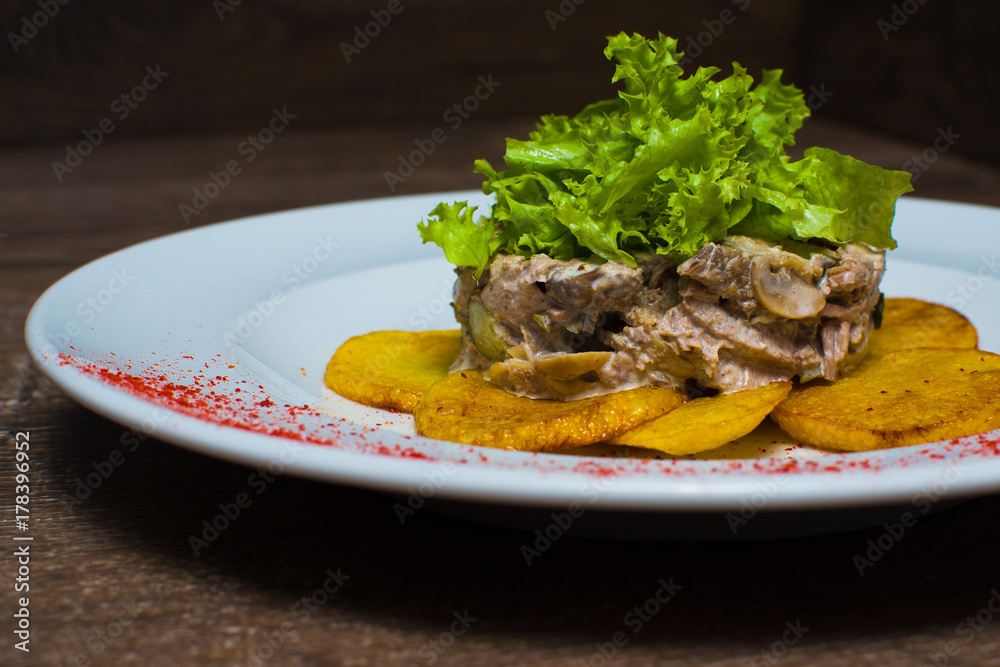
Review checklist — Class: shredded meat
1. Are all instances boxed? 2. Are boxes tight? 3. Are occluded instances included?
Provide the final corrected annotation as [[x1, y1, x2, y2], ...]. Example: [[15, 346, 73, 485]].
[[677, 242, 760, 316], [450, 238, 885, 399]]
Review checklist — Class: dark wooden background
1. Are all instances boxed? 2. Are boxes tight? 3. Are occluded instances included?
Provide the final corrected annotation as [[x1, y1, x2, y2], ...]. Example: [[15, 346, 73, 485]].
[[4, 2, 1000, 665], [1, 0, 998, 163]]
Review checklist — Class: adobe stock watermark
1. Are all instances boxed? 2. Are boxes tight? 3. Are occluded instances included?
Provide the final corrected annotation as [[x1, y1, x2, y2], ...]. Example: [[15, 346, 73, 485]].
[[11, 358, 41, 407], [43, 267, 136, 356], [63, 407, 170, 506], [580, 578, 683, 666], [7, 0, 71, 54], [221, 233, 339, 347], [245, 566, 350, 666], [51, 65, 169, 182], [407, 277, 457, 331], [545, 0, 587, 31], [878, 0, 930, 41], [61, 599, 145, 667], [364, 276, 456, 378], [946, 253, 999, 310], [188, 439, 305, 556], [847, 125, 958, 242], [901, 126, 959, 183], [725, 473, 792, 535], [738, 80, 832, 167], [393, 461, 457, 523], [340, 0, 414, 63], [925, 589, 1000, 666], [407, 610, 478, 667], [213, 0, 244, 21], [678, 0, 751, 66], [751, 620, 810, 666], [384, 75, 502, 192], [521, 476, 615, 567], [179, 106, 296, 225], [853, 460, 965, 576], [912, 258, 998, 331]]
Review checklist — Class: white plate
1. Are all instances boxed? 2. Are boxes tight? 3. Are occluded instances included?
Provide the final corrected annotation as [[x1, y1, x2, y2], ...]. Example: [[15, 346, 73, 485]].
[[25, 193, 1000, 540]]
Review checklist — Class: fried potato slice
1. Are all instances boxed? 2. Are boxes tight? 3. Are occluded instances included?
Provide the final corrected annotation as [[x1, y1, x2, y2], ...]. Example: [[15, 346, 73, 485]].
[[606, 381, 792, 455], [772, 348, 1000, 451], [325, 330, 462, 413], [867, 298, 978, 358], [414, 373, 684, 451]]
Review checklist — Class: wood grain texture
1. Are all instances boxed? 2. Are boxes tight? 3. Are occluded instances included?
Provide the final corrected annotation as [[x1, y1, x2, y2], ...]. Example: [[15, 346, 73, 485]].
[[0, 0, 798, 139], [800, 0, 1000, 165], [3, 0, 997, 164], [2, 119, 1000, 666]]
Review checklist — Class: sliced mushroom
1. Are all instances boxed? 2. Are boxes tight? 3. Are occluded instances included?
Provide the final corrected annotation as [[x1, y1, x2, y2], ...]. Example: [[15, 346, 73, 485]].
[[722, 236, 826, 281], [750, 256, 826, 319], [770, 250, 824, 281], [534, 351, 613, 380], [721, 235, 776, 254], [486, 359, 533, 395], [543, 375, 602, 398], [545, 264, 597, 309]]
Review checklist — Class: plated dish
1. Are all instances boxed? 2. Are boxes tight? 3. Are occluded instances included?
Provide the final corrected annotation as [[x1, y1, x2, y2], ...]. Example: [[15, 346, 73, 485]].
[[328, 33, 995, 458], [23, 192, 1000, 541]]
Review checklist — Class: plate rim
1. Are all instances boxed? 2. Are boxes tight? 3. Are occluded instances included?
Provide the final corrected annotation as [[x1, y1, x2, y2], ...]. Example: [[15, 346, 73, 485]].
[[24, 192, 1000, 513]]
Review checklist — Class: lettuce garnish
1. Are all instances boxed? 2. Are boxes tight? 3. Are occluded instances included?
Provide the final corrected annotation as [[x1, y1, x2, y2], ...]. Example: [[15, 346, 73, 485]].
[[418, 32, 913, 277]]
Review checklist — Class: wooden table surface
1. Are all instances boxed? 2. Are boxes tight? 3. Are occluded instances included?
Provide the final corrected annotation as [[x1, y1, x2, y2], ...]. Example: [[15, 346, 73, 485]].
[[3, 118, 1000, 667]]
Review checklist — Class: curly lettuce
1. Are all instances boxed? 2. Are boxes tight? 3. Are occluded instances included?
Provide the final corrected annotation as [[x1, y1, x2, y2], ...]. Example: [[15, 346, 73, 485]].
[[418, 32, 913, 276]]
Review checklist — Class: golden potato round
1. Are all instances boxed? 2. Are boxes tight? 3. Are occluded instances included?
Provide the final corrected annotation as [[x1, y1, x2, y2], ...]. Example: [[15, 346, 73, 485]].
[[867, 298, 978, 359], [325, 330, 462, 413], [607, 381, 792, 455], [772, 348, 1000, 451], [414, 373, 684, 451]]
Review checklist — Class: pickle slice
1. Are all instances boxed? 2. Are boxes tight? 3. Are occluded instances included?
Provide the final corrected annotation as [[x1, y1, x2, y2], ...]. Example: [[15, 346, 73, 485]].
[[467, 295, 508, 361]]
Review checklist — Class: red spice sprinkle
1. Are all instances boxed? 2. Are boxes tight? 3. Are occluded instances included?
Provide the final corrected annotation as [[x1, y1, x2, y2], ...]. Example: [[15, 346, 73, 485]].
[[866, 407, 873, 412], [50, 351, 1000, 478], [52, 352, 453, 463]]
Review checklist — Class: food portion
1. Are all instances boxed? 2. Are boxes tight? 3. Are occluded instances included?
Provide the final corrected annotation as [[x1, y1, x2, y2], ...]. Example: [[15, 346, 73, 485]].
[[413, 371, 683, 451], [419, 33, 912, 400], [324, 300, 999, 452], [451, 237, 885, 399], [606, 380, 791, 455], [323, 32, 999, 455], [324, 330, 461, 413], [866, 297, 978, 359], [772, 348, 1000, 451]]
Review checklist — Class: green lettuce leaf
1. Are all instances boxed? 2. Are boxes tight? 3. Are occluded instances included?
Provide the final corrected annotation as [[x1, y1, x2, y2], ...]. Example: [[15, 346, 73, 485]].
[[417, 202, 500, 277], [418, 32, 913, 274]]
